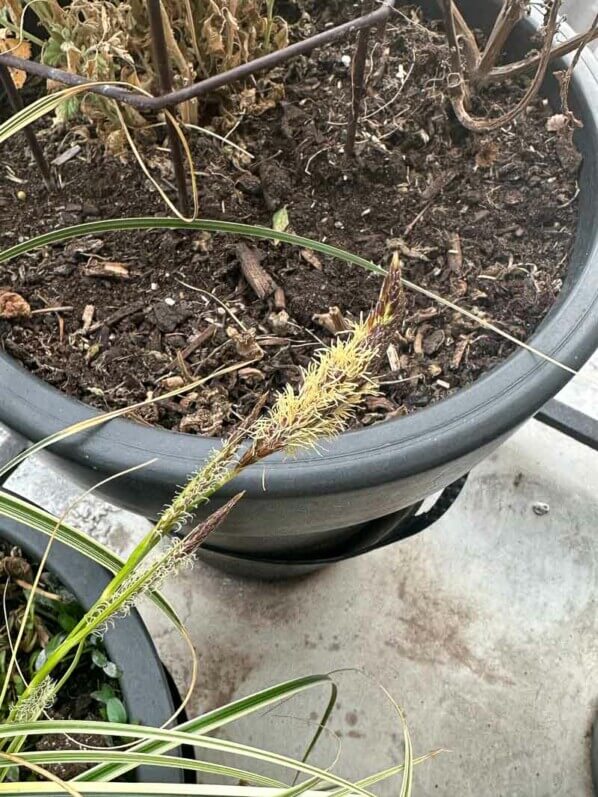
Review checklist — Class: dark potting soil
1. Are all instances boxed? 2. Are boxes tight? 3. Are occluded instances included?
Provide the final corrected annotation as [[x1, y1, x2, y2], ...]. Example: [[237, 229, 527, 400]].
[[0, 5, 581, 435], [0, 541, 123, 780]]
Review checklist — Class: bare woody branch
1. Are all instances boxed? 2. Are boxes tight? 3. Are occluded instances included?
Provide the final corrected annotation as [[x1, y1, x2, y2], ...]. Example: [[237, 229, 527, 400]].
[[558, 10, 598, 125], [486, 25, 598, 82], [437, 0, 598, 132], [477, 0, 528, 79], [447, 0, 562, 132]]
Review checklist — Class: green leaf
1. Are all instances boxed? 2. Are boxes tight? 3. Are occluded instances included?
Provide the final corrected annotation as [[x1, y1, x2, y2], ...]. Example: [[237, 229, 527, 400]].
[[91, 650, 108, 669], [90, 685, 115, 705], [105, 698, 127, 725], [273, 206, 289, 232], [0, 717, 376, 797], [57, 607, 80, 633], [102, 661, 121, 679], [12, 675, 25, 697], [41, 39, 63, 66]]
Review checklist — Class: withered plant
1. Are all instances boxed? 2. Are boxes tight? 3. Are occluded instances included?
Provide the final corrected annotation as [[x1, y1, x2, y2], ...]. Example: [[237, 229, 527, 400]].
[[436, 0, 598, 132], [0, 0, 288, 137]]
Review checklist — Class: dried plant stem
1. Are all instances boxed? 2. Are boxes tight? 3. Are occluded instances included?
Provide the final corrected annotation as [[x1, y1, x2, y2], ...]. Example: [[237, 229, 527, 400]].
[[450, 4, 481, 74], [0, 64, 52, 187], [346, 28, 370, 157], [441, 0, 563, 132], [439, 0, 598, 131], [558, 10, 598, 125], [487, 27, 598, 82], [147, 0, 191, 217], [476, 0, 528, 79]]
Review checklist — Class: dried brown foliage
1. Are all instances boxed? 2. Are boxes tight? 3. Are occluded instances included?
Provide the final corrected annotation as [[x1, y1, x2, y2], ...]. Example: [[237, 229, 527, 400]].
[[2, 0, 288, 137]]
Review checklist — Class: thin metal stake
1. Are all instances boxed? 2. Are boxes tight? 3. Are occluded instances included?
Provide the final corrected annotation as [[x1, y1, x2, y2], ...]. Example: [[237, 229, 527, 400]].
[[345, 27, 370, 158], [0, 63, 53, 189], [147, 0, 191, 217]]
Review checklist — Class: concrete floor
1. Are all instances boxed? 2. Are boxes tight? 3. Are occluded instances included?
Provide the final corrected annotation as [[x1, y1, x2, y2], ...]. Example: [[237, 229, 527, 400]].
[[5, 367, 597, 796], [1, 2, 597, 794]]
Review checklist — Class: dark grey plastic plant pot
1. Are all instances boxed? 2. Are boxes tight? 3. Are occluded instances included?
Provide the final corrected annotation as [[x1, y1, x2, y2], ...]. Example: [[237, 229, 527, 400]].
[[0, 516, 183, 784], [0, 0, 597, 562]]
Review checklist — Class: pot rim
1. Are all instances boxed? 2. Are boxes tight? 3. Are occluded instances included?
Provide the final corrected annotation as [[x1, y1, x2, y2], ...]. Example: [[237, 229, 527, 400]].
[[0, 10, 597, 499]]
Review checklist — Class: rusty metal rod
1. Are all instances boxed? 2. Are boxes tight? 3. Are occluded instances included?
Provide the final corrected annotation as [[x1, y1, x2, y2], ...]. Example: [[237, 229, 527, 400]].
[[0, 63, 53, 188], [147, 0, 190, 216], [0, 1, 395, 112], [345, 28, 370, 157]]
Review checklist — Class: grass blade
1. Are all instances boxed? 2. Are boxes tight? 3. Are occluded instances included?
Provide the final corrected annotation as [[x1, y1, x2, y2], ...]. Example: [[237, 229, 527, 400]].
[[0, 752, 286, 788], [0, 491, 181, 630], [79, 675, 337, 782], [0, 218, 383, 274], [0, 787, 330, 796], [0, 717, 376, 797], [0, 217, 582, 380]]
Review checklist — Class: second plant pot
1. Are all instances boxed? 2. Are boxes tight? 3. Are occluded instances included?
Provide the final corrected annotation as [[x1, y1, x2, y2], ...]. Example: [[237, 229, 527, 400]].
[[0, 516, 185, 784]]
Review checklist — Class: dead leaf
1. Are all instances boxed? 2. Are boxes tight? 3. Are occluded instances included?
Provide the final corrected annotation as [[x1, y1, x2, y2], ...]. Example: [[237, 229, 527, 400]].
[[300, 249, 323, 270], [475, 140, 500, 168], [0, 36, 31, 89], [546, 114, 570, 133], [423, 329, 446, 355], [268, 310, 290, 334], [82, 259, 130, 279], [0, 291, 31, 319], [386, 238, 431, 263], [239, 367, 265, 382], [227, 327, 264, 360]]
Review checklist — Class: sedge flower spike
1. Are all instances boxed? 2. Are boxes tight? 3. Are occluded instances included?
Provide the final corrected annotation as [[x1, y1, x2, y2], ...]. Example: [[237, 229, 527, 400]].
[[153, 254, 405, 531]]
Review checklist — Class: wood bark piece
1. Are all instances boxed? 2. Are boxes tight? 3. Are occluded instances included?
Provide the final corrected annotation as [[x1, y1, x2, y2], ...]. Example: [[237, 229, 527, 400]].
[[300, 249, 323, 270], [386, 343, 401, 372], [86, 300, 146, 335], [178, 324, 216, 361], [81, 304, 95, 333], [313, 306, 350, 335], [236, 243, 277, 300], [447, 232, 463, 273], [274, 286, 286, 310], [82, 259, 130, 280]]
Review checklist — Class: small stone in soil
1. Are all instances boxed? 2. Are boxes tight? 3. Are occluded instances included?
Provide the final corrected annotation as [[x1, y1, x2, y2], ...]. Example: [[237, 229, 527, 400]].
[[533, 502, 550, 516]]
